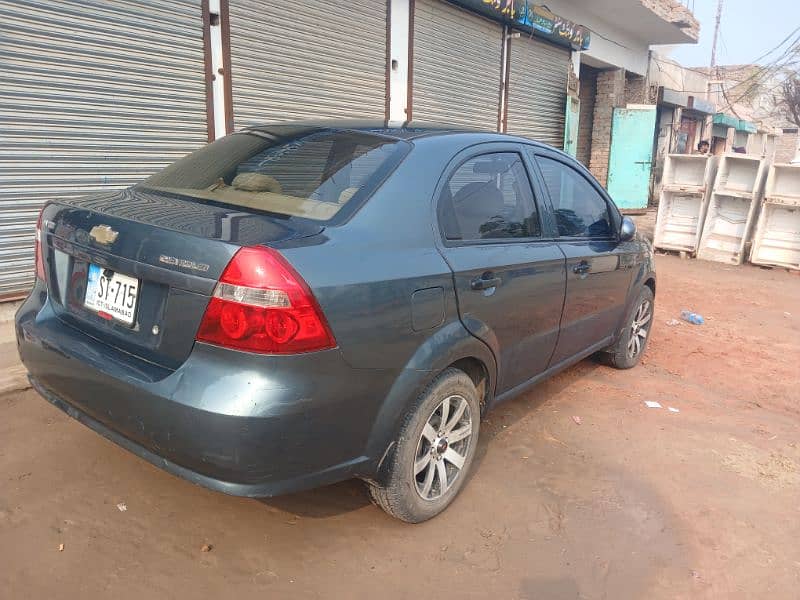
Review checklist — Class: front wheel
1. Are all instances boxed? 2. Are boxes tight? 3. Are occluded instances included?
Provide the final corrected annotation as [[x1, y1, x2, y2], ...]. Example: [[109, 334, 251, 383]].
[[367, 368, 481, 523], [600, 286, 654, 369]]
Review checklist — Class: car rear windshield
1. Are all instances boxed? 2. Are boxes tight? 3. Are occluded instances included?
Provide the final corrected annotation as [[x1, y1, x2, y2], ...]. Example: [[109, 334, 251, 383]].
[[140, 129, 410, 222]]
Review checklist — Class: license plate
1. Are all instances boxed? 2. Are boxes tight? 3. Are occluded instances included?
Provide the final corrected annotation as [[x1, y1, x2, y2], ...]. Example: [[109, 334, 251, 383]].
[[84, 264, 139, 326]]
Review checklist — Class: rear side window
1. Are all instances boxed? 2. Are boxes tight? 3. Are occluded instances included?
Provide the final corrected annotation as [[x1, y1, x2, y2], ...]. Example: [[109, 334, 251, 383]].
[[439, 152, 540, 241], [141, 130, 409, 222], [536, 156, 613, 238]]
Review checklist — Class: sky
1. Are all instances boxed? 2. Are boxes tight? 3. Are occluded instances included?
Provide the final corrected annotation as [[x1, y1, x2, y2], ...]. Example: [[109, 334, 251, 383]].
[[667, 0, 800, 68]]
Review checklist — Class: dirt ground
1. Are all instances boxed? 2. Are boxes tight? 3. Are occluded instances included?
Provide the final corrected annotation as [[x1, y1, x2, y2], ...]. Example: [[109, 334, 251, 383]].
[[1, 254, 799, 600]]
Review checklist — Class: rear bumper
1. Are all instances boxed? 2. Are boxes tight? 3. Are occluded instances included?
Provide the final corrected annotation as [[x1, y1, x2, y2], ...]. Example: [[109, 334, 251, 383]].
[[29, 376, 366, 497], [16, 286, 395, 497]]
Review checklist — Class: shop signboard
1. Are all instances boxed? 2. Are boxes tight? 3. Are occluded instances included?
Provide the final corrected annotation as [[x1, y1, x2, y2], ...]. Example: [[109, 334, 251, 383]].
[[451, 0, 591, 50]]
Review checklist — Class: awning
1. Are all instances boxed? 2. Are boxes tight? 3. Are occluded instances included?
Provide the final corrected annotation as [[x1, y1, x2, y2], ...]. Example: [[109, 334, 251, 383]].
[[659, 87, 688, 107], [688, 96, 715, 115], [713, 113, 739, 128], [737, 120, 757, 134]]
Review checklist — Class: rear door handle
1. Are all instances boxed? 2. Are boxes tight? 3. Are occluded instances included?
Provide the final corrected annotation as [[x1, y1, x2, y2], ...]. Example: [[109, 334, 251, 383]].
[[470, 274, 501, 290], [572, 261, 590, 275]]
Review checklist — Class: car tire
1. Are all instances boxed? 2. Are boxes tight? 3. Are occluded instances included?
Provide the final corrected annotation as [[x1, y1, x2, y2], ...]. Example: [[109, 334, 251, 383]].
[[367, 368, 481, 523], [600, 285, 654, 369]]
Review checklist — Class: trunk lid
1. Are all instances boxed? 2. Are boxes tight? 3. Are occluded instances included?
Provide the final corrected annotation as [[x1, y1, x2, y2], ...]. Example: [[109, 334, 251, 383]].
[[40, 188, 323, 370]]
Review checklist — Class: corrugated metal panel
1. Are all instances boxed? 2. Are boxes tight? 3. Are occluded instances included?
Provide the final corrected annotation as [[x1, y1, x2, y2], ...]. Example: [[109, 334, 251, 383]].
[[413, 0, 502, 130], [0, 0, 208, 297], [506, 36, 569, 148], [228, 0, 388, 127]]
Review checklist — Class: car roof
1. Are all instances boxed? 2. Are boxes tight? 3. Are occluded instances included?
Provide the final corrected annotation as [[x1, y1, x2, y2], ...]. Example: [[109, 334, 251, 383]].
[[240, 119, 554, 149]]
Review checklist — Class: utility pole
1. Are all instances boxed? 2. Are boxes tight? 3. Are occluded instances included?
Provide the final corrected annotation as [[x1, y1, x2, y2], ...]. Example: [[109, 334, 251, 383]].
[[710, 0, 724, 70], [708, 0, 724, 117]]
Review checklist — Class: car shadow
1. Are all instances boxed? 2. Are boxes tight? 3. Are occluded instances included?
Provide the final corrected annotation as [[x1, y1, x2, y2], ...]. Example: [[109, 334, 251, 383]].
[[256, 358, 605, 519], [256, 478, 372, 518], [468, 358, 605, 478]]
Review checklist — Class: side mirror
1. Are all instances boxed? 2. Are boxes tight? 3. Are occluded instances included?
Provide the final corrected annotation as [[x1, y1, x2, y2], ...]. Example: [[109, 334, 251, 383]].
[[619, 216, 636, 242]]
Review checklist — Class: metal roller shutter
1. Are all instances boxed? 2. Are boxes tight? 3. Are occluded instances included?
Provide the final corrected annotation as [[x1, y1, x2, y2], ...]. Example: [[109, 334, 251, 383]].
[[412, 0, 502, 130], [506, 36, 569, 149], [228, 0, 388, 128], [0, 0, 208, 298]]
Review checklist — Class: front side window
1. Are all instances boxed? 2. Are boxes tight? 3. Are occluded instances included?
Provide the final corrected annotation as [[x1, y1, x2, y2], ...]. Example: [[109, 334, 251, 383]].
[[439, 152, 540, 241], [140, 129, 410, 222], [536, 155, 613, 238]]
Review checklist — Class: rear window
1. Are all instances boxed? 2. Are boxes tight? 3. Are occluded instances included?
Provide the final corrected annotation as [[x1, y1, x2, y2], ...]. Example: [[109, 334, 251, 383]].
[[140, 129, 410, 222]]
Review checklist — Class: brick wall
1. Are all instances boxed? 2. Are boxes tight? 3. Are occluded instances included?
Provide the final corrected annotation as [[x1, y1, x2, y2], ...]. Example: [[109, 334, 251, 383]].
[[775, 130, 799, 163], [624, 72, 648, 105], [576, 64, 598, 168], [588, 69, 626, 187]]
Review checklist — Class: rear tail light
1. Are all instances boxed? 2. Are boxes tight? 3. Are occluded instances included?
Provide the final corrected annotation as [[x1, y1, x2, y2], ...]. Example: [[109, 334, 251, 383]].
[[34, 206, 46, 281], [196, 246, 336, 354]]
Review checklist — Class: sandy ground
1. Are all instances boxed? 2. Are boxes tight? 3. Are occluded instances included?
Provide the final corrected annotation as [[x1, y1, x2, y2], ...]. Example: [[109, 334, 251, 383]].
[[1, 254, 799, 600]]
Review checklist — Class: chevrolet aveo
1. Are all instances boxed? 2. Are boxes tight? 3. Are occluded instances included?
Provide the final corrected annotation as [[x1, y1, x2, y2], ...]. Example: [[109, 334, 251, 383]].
[[16, 122, 655, 522]]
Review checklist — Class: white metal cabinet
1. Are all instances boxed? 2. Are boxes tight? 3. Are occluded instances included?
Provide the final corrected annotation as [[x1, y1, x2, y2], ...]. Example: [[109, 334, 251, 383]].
[[653, 154, 718, 253], [749, 164, 800, 270], [697, 154, 770, 265]]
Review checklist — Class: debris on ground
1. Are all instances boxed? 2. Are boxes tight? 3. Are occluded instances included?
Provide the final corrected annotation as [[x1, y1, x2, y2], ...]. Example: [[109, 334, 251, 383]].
[[58, 543, 64, 552], [644, 401, 662, 409], [116, 502, 127, 512], [571, 416, 582, 425], [201, 544, 213, 553], [668, 407, 680, 413], [665, 318, 681, 326], [680, 310, 704, 325]]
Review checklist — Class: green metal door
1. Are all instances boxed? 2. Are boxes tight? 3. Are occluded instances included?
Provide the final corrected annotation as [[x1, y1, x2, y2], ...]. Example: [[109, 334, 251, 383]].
[[607, 106, 657, 209], [563, 96, 580, 157]]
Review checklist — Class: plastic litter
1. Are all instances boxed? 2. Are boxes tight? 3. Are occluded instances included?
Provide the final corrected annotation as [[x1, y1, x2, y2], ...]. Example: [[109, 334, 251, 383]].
[[116, 502, 127, 512], [668, 407, 680, 413], [665, 318, 680, 326], [680, 310, 704, 325], [644, 401, 662, 408], [572, 416, 582, 425]]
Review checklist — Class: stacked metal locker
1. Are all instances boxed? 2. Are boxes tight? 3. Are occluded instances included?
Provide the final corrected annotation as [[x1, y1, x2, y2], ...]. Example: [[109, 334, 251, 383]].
[[697, 154, 770, 265], [749, 164, 800, 271], [653, 154, 718, 255]]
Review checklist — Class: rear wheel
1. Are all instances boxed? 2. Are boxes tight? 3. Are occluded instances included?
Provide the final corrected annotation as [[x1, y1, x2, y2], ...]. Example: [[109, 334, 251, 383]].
[[600, 286, 654, 369], [368, 368, 480, 523]]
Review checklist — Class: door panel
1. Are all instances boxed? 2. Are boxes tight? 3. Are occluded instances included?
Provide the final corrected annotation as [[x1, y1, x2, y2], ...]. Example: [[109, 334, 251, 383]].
[[436, 146, 566, 393], [551, 240, 636, 364], [607, 107, 658, 209], [533, 152, 636, 364], [444, 244, 566, 392]]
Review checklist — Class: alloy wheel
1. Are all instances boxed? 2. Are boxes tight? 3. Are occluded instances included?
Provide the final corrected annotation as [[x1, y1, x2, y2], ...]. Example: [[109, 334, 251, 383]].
[[627, 298, 652, 359], [413, 394, 473, 501]]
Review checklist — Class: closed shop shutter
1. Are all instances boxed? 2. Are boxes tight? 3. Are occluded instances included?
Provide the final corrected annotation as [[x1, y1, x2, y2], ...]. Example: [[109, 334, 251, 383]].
[[506, 36, 569, 149], [228, 0, 388, 128], [412, 0, 502, 130], [0, 0, 208, 298]]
